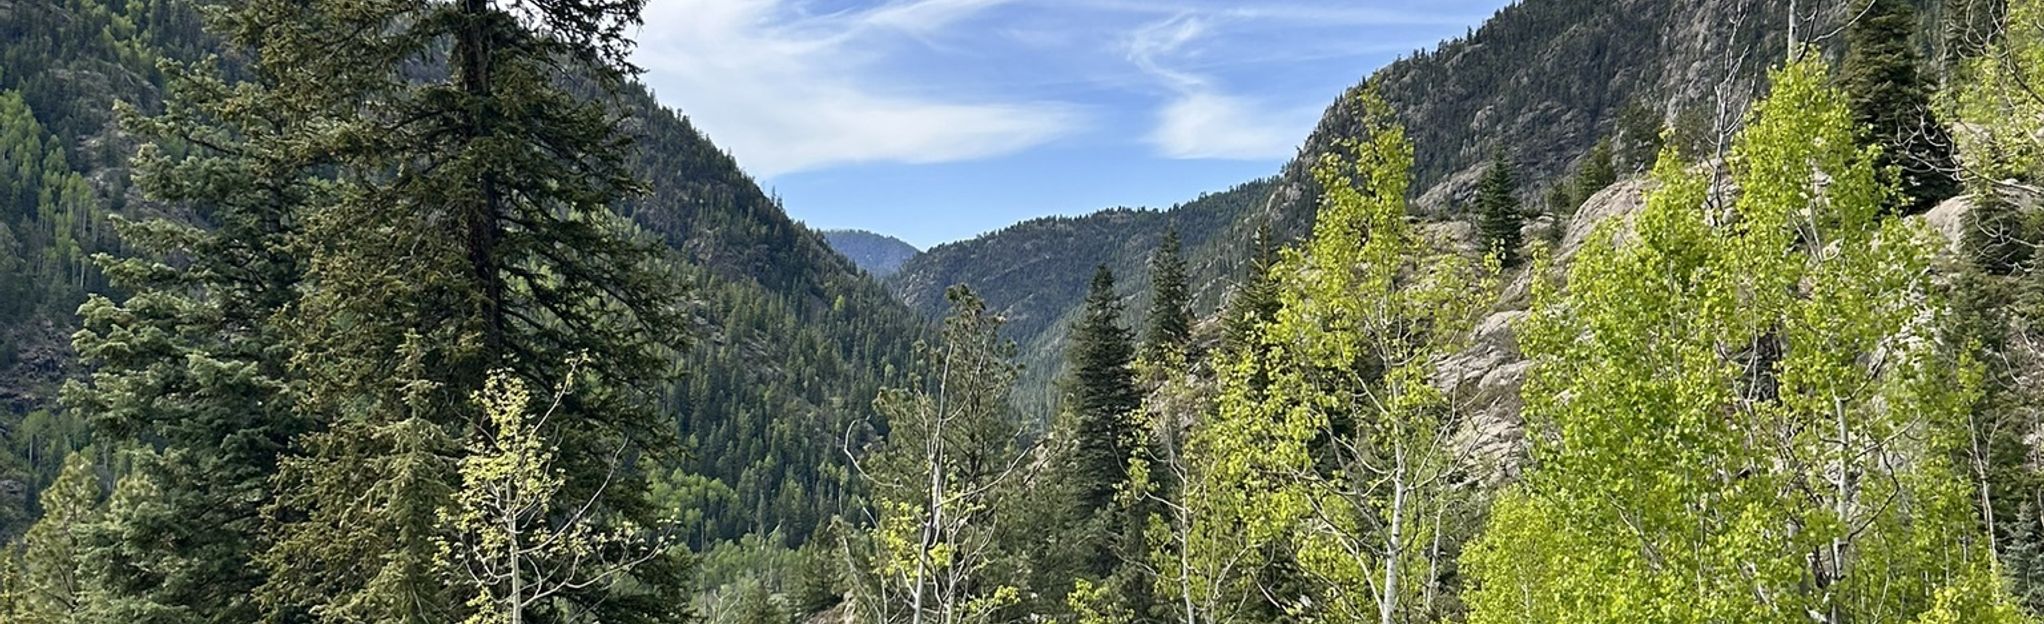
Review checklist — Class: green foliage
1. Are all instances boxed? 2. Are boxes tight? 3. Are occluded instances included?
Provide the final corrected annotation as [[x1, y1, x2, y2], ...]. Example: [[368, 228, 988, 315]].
[[62, 50, 310, 622], [1177, 88, 1496, 624], [853, 287, 1027, 624], [1064, 267, 1142, 517], [1967, 189, 2035, 274], [10, 453, 102, 624], [439, 367, 675, 624], [1141, 229, 1193, 362], [1613, 100, 1666, 174], [1219, 221, 1283, 359], [1844, 0, 1962, 213], [1476, 153, 1524, 267], [1462, 56, 2012, 622]]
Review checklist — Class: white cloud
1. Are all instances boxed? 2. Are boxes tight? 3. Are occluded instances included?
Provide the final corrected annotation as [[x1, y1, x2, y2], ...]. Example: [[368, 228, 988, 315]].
[[1127, 15, 1309, 160], [633, 0, 1083, 178]]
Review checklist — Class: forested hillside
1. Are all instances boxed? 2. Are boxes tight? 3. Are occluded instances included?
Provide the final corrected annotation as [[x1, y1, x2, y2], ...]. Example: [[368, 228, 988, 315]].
[[0, 0, 918, 554], [7, 0, 2044, 623], [820, 230, 919, 278], [890, 0, 1954, 411], [887, 180, 1271, 417]]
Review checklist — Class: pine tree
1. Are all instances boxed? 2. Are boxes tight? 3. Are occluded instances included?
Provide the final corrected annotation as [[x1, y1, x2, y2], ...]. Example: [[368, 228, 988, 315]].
[[1476, 153, 1524, 267], [62, 56, 311, 622], [1141, 228, 1192, 362], [1221, 221, 1281, 357], [1843, 0, 1961, 213], [219, 0, 694, 620], [1065, 266, 1142, 517], [12, 453, 100, 624]]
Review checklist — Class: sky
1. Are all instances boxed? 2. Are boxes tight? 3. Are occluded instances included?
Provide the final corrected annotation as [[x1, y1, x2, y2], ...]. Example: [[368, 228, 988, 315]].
[[631, 0, 1515, 249]]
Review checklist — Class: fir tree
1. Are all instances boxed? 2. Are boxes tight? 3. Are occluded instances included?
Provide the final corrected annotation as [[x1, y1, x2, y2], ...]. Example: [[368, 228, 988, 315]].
[[1065, 266, 1142, 517], [1141, 229, 1192, 362], [62, 56, 311, 623], [1843, 0, 1962, 213], [1573, 138, 1618, 201], [1221, 221, 1282, 357], [1613, 100, 1664, 173], [1476, 153, 1524, 267], [12, 453, 100, 624], [1966, 187, 2031, 275], [220, 0, 695, 620]]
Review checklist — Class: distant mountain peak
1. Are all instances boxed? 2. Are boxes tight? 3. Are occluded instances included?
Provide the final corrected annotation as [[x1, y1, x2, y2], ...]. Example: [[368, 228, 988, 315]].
[[821, 229, 920, 278]]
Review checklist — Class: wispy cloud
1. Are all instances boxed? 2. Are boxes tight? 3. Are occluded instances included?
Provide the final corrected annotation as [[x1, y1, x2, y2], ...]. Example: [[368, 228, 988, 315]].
[[1076, 0, 1492, 26], [633, 0, 1084, 178], [1127, 15, 1311, 160]]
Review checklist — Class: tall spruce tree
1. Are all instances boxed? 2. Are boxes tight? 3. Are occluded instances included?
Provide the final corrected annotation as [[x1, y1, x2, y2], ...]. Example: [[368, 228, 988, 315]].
[[1142, 229, 1193, 362], [62, 56, 313, 622], [1221, 221, 1282, 357], [1065, 266, 1141, 516], [1843, 0, 1961, 213], [1476, 154, 1524, 267], [182, 0, 697, 621]]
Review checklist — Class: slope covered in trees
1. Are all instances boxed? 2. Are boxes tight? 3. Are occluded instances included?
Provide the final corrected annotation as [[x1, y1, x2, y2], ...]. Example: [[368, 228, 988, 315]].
[[821, 230, 920, 278], [886, 180, 1272, 417], [0, 0, 919, 554], [8, 0, 2044, 622]]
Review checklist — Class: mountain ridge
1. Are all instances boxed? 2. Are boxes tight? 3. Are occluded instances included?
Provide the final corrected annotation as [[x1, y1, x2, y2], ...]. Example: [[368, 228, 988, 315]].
[[820, 229, 919, 278]]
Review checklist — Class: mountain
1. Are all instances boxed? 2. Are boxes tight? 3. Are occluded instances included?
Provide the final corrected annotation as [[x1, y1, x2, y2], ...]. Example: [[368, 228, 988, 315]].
[[821, 229, 919, 278], [0, 0, 919, 547], [885, 0, 1937, 409], [886, 179, 1272, 418]]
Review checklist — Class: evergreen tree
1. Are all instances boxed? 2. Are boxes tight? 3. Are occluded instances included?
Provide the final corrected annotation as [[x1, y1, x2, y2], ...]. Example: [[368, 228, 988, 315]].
[[1843, 0, 1962, 213], [1221, 221, 1282, 357], [1613, 100, 1664, 174], [733, 580, 786, 624], [1966, 187, 2032, 275], [1065, 266, 1142, 517], [12, 453, 100, 624], [1476, 154, 1524, 267], [220, 0, 694, 620], [1141, 229, 1192, 362], [63, 56, 311, 623]]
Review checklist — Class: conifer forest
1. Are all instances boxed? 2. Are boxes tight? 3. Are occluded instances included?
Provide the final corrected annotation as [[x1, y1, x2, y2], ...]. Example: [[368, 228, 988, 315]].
[[10, 0, 2044, 622]]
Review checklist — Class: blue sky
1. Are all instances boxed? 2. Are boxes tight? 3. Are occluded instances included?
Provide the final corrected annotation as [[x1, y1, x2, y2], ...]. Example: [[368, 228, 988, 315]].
[[632, 0, 1514, 248]]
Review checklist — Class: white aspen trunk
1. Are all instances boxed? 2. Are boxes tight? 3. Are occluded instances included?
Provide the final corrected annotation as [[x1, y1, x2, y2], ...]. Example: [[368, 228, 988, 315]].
[[1379, 452, 1406, 624], [509, 496, 523, 624]]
